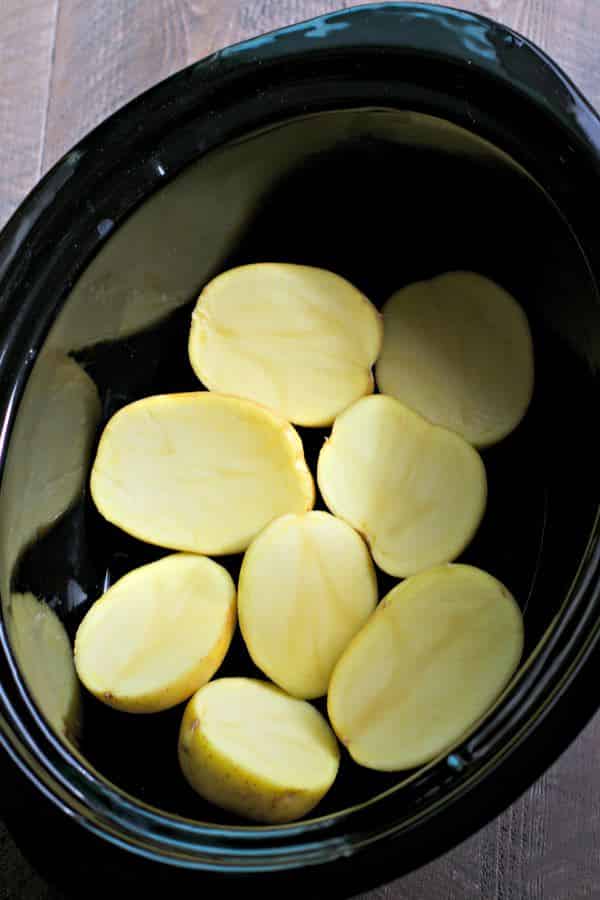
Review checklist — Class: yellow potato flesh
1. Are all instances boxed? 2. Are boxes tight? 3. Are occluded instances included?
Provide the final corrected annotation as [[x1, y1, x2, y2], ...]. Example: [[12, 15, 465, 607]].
[[74, 554, 236, 713], [328, 565, 523, 770], [178, 678, 340, 823], [90, 392, 314, 555], [9, 593, 82, 744], [376, 271, 534, 447], [238, 511, 377, 699], [317, 395, 486, 577], [188, 263, 382, 426]]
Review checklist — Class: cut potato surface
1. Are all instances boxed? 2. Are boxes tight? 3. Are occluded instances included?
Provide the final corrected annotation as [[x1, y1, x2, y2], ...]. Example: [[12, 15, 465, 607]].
[[317, 395, 486, 577], [90, 392, 314, 555], [239, 511, 377, 699], [376, 271, 534, 447], [74, 554, 236, 713], [328, 565, 523, 770], [178, 678, 340, 823], [188, 263, 382, 426]]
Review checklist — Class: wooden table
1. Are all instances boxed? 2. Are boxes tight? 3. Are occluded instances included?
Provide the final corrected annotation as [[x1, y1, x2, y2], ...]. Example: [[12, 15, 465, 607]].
[[1, 2, 599, 897]]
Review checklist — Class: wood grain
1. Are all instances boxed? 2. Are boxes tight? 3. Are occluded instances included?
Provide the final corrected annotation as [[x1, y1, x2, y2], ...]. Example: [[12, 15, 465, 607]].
[[364, 716, 600, 899], [1, 2, 600, 899], [40, 0, 600, 169], [0, 0, 58, 225]]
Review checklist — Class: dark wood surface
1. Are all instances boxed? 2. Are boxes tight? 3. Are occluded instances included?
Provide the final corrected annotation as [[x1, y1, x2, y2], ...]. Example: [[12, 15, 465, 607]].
[[1, 1, 599, 897]]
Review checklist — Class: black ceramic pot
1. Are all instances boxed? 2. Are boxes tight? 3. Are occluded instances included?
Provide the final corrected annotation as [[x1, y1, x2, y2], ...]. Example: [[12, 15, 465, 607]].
[[1, 4, 600, 897]]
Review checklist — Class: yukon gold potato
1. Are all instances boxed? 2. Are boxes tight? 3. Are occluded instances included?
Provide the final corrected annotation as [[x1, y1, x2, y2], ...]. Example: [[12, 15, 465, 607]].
[[328, 565, 523, 770], [74, 554, 236, 713], [188, 263, 382, 426], [90, 392, 314, 554], [317, 395, 486, 577], [376, 271, 534, 447], [239, 511, 377, 699], [178, 678, 340, 823]]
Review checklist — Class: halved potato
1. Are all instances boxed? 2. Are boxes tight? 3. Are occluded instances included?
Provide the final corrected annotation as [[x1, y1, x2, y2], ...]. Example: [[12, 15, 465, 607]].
[[90, 392, 314, 555], [376, 271, 534, 447], [238, 511, 377, 699], [328, 564, 523, 770], [317, 395, 486, 577], [178, 678, 340, 823], [188, 263, 382, 426], [74, 554, 236, 713]]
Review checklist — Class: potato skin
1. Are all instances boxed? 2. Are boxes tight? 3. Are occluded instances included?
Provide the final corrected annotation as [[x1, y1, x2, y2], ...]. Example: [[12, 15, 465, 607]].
[[178, 679, 340, 823], [179, 709, 310, 824]]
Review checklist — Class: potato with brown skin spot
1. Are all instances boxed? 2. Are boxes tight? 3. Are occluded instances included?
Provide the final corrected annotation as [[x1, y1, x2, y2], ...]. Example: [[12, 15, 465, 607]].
[[328, 564, 523, 771], [75, 554, 236, 713], [178, 678, 340, 823], [188, 263, 382, 427]]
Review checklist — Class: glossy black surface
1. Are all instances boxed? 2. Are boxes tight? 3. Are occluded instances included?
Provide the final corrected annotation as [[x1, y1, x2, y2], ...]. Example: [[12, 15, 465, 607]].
[[7, 132, 597, 823], [0, 3, 600, 895]]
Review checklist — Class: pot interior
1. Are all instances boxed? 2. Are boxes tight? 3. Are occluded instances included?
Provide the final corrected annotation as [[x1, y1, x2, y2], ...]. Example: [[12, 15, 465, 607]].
[[1, 107, 598, 824]]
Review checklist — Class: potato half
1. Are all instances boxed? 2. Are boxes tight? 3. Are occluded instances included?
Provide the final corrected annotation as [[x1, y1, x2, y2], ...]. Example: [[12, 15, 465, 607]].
[[178, 678, 340, 823], [328, 564, 523, 770], [188, 263, 382, 426], [317, 395, 486, 577], [90, 392, 314, 555], [238, 511, 377, 699], [74, 554, 236, 713], [376, 271, 534, 447]]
